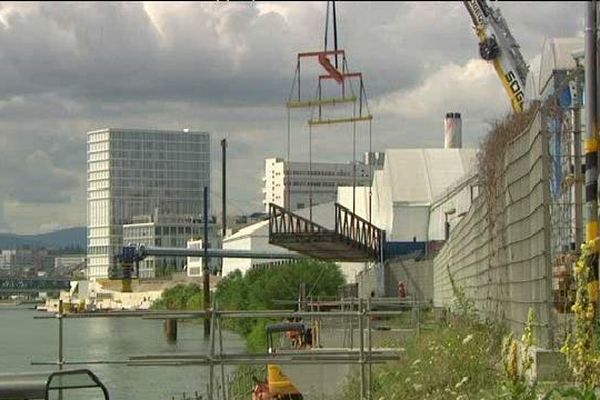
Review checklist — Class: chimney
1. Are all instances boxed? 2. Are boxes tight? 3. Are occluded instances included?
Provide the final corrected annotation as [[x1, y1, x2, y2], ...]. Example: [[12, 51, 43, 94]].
[[444, 112, 462, 149]]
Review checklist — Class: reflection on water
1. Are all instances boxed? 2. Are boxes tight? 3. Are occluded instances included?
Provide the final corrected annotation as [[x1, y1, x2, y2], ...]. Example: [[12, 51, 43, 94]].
[[0, 307, 246, 400]]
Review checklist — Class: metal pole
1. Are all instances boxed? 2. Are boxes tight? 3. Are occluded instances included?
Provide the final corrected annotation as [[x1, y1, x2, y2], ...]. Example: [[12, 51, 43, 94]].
[[366, 297, 372, 400], [217, 307, 227, 400], [58, 299, 64, 400], [221, 139, 227, 276], [358, 298, 365, 400], [349, 297, 354, 349], [572, 68, 584, 249], [203, 186, 211, 338], [209, 299, 216, 400], [585, 0, 599, 315], [332, 0, 339, 69]]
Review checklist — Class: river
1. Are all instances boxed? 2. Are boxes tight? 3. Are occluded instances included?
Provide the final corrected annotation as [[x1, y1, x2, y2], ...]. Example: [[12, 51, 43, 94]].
[[0, 306, 247, 400]]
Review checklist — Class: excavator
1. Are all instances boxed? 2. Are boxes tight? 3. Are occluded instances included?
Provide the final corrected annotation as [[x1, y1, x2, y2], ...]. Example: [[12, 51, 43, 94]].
[[463, 0, 529, 113]]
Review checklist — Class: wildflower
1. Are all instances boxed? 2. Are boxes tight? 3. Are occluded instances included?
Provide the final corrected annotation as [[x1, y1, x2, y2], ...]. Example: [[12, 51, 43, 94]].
[[455, 376, 469, 389], [462, 334, 474, 345], [507, 340, 519, 380]]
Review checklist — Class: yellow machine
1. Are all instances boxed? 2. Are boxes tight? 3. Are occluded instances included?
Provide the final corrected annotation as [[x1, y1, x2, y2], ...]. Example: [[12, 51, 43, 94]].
[[255, 322, 311, 400], [463, 0, 529, 113]]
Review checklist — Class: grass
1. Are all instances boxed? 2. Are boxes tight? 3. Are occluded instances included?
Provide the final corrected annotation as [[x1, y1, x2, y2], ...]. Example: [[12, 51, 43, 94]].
[[339, 316, 507, 400]]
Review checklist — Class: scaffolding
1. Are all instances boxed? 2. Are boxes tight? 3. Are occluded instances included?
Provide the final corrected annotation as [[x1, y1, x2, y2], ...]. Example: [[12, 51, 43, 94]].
[[31, 298, 421, 400], [546, 66, 585, 316]]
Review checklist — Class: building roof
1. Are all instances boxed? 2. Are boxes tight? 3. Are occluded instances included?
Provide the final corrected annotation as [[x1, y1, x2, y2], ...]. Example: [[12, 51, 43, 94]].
[[223, 220, 270, 242], [383, 149, 478, 204], [538, 37, 583, 95]]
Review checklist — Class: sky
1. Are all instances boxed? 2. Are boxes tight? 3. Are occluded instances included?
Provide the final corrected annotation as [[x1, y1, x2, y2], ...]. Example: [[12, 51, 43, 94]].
[[0, 1, 584, 234]]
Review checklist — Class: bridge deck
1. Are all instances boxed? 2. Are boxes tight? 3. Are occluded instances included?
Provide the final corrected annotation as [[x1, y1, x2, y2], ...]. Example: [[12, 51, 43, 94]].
[[268, 203, 384, 262]]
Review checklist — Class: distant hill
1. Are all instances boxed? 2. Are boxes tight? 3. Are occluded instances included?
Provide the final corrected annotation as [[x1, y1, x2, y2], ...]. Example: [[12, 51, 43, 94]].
[[0, 227, 86, 249]]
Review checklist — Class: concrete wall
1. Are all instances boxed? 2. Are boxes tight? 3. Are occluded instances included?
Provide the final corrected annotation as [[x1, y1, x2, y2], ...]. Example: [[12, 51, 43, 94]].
[[357, 258, 433, 302], [433, 112, 555, 348]]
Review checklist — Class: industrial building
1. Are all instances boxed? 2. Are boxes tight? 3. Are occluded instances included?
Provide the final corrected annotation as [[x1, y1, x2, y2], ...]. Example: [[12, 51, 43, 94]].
[[223, 113, 477, 281], [86, 128, 210, 279], [336, 113, 477, 247], [262, 156, 381, 212]]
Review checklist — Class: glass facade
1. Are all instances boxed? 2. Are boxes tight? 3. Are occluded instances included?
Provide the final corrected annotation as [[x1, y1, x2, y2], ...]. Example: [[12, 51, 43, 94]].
[[87, 128, 210, 279]]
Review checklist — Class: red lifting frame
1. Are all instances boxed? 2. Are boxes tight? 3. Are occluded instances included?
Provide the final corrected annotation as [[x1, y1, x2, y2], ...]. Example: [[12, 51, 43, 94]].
[[298, 50, 346, 84]]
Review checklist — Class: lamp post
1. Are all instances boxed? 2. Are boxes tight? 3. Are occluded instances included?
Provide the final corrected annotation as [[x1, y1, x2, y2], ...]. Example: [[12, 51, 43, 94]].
[[444, 208, 456, 241]]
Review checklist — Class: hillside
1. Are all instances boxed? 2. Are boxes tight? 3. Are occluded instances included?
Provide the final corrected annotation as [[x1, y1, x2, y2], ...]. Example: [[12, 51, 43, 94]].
[[0, 227, 86, 249]]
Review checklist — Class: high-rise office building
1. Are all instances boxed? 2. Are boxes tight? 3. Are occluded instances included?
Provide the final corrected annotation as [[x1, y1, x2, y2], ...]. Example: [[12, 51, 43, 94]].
[[87, 128, 210, 279]]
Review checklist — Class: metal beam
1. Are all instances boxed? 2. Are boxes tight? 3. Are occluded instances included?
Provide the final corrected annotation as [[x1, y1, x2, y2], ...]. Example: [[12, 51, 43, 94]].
[[138, 246, 305, 260], [286, 96, 356, 109], [308, 115, 373, 126]]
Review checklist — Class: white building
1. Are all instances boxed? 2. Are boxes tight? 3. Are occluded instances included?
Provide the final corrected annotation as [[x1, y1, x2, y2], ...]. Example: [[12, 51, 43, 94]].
[[87, 128, 210, 279], [186, 228, 222, 277], [221, 202, 335, 277], [262, 156, 378, 212], [337, 148, 478, 244], [54, 256, 86, 270], [0, 250, 15, 271]]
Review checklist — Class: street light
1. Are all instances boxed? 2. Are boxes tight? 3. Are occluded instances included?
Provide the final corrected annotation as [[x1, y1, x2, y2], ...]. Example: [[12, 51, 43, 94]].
[[444, 208, 456, 241]]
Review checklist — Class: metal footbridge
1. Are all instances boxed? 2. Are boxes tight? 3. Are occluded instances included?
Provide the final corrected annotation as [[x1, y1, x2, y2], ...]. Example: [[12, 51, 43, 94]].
[[268, 203, 384, 262], [0, 277, 70, 294]]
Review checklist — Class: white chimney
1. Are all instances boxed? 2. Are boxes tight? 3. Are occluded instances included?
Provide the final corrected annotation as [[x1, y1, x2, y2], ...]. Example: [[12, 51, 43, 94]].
[[444, 112, 462, 149]]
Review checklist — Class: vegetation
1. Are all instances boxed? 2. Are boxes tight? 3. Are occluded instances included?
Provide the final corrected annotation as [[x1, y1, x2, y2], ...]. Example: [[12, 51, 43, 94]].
[[215, 260, 345, 351], [150, 260, 345, 351], [338, 269, 577, 400], [151, 283, 203, 310]]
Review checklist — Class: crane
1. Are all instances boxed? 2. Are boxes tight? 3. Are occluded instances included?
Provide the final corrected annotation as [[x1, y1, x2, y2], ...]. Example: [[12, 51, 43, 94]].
[[463, 0, 529, 113]]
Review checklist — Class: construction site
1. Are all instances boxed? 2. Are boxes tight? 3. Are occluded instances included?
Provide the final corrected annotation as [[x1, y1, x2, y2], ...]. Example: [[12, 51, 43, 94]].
[[0, 1, 597, 400]]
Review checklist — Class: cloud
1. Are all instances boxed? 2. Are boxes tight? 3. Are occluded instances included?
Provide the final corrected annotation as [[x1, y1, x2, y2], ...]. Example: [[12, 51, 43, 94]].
[[374, 59, 506, 120], [7, 150, 80, 204], [0, 1, 585, 233]]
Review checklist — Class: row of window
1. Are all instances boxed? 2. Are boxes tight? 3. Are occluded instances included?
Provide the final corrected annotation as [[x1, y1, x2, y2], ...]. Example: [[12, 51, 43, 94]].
[[109, 149, 210, 159], [110, 131, 208, 142], [124, 225, 200, 237], [290, 181, 339, 187], [110, 159, 208, 170], [289, 170, 366, 177], [111, 140, 208, 152], [111, 169, 206, 180]]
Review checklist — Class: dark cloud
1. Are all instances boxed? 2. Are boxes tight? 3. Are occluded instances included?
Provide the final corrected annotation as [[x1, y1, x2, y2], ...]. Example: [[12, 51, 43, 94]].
[[0, 1, 584, 233]]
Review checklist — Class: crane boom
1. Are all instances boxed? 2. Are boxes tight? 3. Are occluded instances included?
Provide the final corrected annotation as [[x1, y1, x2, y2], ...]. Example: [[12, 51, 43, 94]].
[[463, 0, 529, 113]]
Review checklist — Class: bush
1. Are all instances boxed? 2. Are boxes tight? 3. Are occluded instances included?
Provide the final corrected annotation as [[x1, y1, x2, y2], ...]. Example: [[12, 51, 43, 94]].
[[215, 260, 345, 349], [151, 283, 203, 310]]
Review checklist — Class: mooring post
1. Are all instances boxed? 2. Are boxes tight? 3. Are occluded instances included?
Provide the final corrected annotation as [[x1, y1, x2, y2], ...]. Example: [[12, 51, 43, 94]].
[[164, 319, 178, 341]]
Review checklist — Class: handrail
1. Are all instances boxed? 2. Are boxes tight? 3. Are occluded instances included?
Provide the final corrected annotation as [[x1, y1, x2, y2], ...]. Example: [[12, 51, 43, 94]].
[[269, 203, 328, 237], [334, 203, 384, 259]]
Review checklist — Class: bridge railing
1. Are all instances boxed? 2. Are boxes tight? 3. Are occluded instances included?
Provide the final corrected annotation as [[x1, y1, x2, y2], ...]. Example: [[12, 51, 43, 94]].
[[0, 277, 71, 293], [268, 203, 328, 237], [334, 203, 384, 260]]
